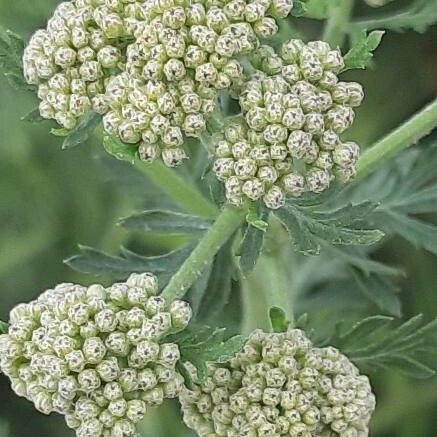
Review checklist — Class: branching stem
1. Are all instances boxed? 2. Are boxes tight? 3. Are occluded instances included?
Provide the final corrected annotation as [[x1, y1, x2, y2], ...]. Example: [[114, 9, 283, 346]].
[[357, 98, 437, 178], [322, 0, 355, 47], [137, 160, 219, 219], [161, 206, 245, 302]]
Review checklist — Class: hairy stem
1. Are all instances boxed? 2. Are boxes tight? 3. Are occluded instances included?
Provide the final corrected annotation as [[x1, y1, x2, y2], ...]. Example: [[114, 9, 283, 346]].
[[161, 206, 245, 302], [137, 160, 218, 219], [322, 0, 355, 47], [357, 98, 437, 178]]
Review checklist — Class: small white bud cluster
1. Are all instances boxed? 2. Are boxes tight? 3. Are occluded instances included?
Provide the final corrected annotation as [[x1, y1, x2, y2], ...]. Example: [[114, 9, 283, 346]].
[[214, 39, 363, 209], [22, 0, 136, 129], [23, 0, 294, 166], [102, 0, 294, 167], [180, 328, 375, 437], [0, 272, 192, 437]]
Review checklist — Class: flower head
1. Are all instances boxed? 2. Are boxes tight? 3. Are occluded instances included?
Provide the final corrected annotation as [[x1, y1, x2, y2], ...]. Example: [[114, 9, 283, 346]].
[[0, 272, 192, 437], [180, 328, 375, 437], [213, 39, 363, 209], [23, 0, 295, 167]]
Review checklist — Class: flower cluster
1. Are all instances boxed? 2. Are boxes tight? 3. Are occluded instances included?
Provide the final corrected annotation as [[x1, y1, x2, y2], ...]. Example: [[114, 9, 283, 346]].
[[22, 0, 135, 129], [0, 272, 192, 437], [102, 0, 294, 166], [23, 0, 294, 166], [180, 328, 375, 437], [213, 39, 363, 209]]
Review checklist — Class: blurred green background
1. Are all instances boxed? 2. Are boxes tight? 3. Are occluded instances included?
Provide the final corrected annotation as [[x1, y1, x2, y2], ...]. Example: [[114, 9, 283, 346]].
[[0, 1, 437, 436]]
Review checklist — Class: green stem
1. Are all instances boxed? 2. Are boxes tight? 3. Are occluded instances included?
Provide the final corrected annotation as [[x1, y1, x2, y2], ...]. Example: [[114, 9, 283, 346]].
[[242, 222, 294, 334], [322, 0, 355, 47], [357, 98, 437, 179], [161, 206, 245, 302], [137, 160, 219, 219]]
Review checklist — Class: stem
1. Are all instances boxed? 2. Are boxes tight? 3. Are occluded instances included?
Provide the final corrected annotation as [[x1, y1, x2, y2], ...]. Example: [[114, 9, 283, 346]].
[[137, 160, 219, 219], [161, 206, 245, 302], [357, 98, 437, 179], [322, 0, 355, 47], [242, 221, 294, 334]]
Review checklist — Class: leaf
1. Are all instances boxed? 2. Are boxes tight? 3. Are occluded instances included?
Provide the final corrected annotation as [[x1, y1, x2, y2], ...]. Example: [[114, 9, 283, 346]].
[[351, 0, 437, 33], [21, 107, 44, 123], [170, 326, 245, 380], [119, 210, 213, 235], [331, 315, 437, 379], [344, 30, 385, 70], [0, 320, 8, 334], [240, 206, 270, 275], [269, 307, 291, 333], [62, 112, 102, 149], [352, 269, 401, 317], [103, 135, 137, 164], [196, 237, 236, 323], [0, 27, 30, 92], [274, 202, 384, 255], [64, 243, 195, 283], [292, 0, 334, 19], [374, 210, 437, 255]]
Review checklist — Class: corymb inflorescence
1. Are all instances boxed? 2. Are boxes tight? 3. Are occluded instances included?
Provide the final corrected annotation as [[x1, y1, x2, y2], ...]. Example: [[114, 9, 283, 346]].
[[213, 39, 363, 209], [23, 0, 294, 167], [0, 272, 192, 437], [180, 328, 375, 437]]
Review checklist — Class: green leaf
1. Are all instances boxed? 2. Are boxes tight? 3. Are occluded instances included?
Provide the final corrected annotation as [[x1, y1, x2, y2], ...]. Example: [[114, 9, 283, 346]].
[[119, 210, 213, 235], [0, 320, 8, 334], [62, 112, 102, 149], [51, 127, 69, 137], [0, 27, 29, 92], [170, 326, 245, 380], [240, 207, 270, 276], [64, 243, 195, 283], [375, 210, 437, 255], [197, 237, 237, 323], [351, 0, 437, 33], [103, 135, 137, 164], [21, 107, 44, 123], [352, 269, 401, 317], [331, 315, 437, 378], [344, 30, 385, 70], [275, 202, 384, 256], [269, 307, 291, 333], [292, 0, 333, 19]]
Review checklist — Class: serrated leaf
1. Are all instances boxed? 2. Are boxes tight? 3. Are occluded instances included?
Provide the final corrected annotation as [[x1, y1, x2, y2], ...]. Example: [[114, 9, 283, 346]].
[[4, 72, 34, 91], [339, 315, 394, 347], [119, 210, 212, 235], [0, 27, 29, 92], [64, 243, 195, 283], [352, 269, 401, 317], [171, 326, 245, 380], [331, 315, 437, 378], [351, 0, 437, 33], [275, 202, 384, 256], [344, 30, 385, 70], [374, 210, 437, 255], [21, 107, 44, 123], [269, 307, 291, 333], [103, 135, 137, 164], [62, 112, 102, 149], [0, 320, 8, 334]]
